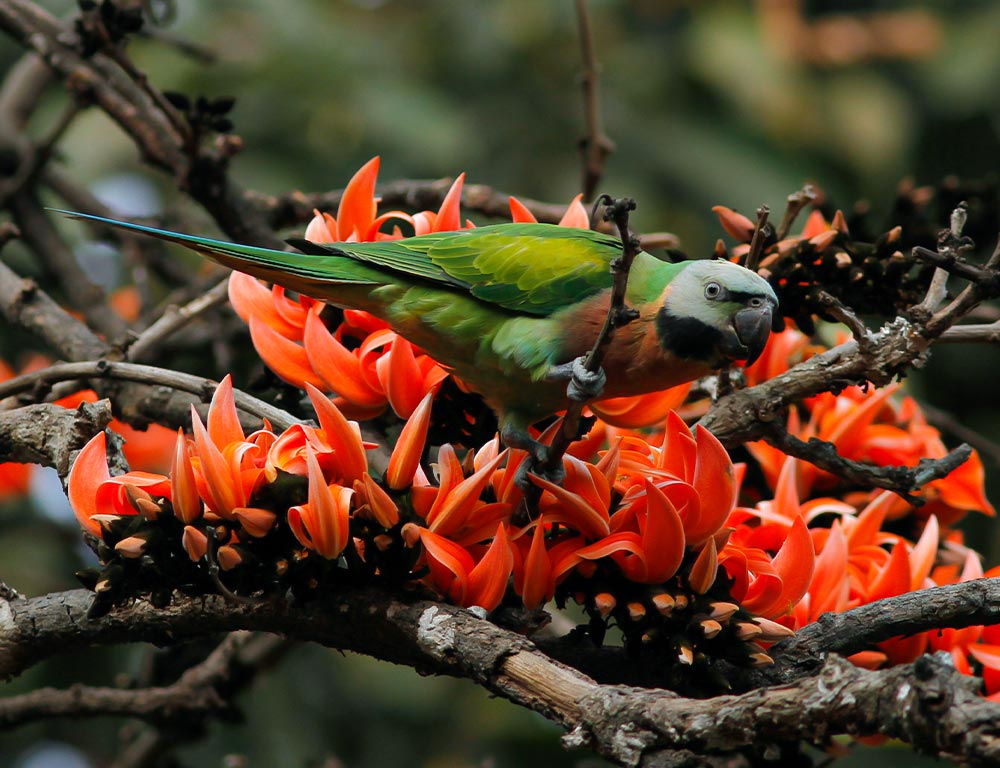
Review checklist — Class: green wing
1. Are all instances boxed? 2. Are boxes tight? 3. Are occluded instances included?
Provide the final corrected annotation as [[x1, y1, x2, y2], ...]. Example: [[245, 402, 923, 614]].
[[318, 223, 622, 317]]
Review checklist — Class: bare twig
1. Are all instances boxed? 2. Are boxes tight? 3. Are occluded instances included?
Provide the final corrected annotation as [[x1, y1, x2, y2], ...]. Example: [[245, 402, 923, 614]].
[[125, 279, 231, 361], [775, 185, 817, 241], [744, 205, 770, 273], [0, 360, 299, 432], [541, 197, 640, 476], [764, 427, 972, 504], [573, 0, 615, 202], [814, 289, 871, 348]]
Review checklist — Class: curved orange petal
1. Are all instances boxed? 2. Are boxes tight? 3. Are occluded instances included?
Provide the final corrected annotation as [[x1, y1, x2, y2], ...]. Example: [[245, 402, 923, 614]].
[[466, 523, 514, 611], [385, 392, 434, 490], [305, 382, 368, 485], [378, 336, 433, 418], [418, 527, 475, 603], [508, 196, 537, 223], [867, 540, 911, 602], [521, 518, 554, 609], [558, 194, 589, 228], [687, 425, 736, 544], [300, 447, 351, 559], [433, 173, 465, 233], [68, 432, 113, 537], [428, 452, 507, 538], [190, 406, 243, 516], [170, 429, 202, 523], [249, 315, 325, 389], [751, 515, 814, 618], [592, 385, 690, 429], [228, 272, 304, 339], [688, 537, 718, 595], [712, 205, 755, 243], [639, 479, 686, 583], [303, 312, 386, 410], [337, 156, 380, 241], [361, 471, 400, 528], [909, 515, 939, 590], [809, 521, 849, 618], [207, 375, 245, 448], [531, 473, 610, 540]]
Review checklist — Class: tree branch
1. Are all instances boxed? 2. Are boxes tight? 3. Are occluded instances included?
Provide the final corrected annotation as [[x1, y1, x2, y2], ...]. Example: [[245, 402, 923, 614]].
[[3, 586, 1000, 765]]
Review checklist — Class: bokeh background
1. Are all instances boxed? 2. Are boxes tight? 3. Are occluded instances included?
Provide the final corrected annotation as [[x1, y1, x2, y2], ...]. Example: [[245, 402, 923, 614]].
[[1, 1, 999, 766]]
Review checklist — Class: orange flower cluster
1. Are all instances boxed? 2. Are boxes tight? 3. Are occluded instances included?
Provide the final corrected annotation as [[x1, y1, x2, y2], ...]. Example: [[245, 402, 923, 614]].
[[728, 325, 998, 690], [68, 374, 812, 671]]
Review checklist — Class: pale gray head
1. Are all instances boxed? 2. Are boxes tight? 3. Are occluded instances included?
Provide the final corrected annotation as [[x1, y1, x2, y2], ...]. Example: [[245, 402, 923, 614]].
[[656, 260, 779, 367]]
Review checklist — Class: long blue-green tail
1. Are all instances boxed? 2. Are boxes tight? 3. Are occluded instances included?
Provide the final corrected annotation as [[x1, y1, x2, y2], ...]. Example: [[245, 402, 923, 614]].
[[53, 209, 383, 293]]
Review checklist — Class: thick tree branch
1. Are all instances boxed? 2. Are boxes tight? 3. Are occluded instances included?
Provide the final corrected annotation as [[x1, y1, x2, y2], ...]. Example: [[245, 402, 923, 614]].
[[0, 400, 114, 474], [3, 586, 1000, 765]]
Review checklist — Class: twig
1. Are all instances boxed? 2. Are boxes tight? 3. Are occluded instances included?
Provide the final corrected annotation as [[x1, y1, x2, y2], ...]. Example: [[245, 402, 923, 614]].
[[814, 289, 871, 349], [938, 322, 1000, 344], [0, 360, 299, 432], [573, 0, 615, 202], [775, 185, 817, 241], [125, 279, 231, 361], [744, 205, 770, 273], [0, 632, 287, 730], [540, 197, 640, 476], [762, 577, 1000, 685], [765, 427, 972, 504], [0, 400, 114, 474]]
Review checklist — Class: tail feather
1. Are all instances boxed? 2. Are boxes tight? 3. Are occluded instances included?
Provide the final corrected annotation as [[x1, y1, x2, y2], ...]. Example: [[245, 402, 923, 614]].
[[52, 209, 383, 293]]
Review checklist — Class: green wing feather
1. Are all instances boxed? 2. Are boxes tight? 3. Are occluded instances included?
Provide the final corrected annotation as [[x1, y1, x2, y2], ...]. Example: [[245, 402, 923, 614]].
[[318, 223, 623, 316]]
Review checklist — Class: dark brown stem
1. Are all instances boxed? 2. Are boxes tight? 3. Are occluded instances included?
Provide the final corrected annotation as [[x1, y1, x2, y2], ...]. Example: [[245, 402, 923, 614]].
[[574, 0, 615, 202], [744, 205, 770, 273]]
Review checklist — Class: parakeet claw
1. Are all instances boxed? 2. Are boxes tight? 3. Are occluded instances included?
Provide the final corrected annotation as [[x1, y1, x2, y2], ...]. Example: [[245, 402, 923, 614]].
[[514, 451, 566, 491], [565, 357, 606, 403], [500, 424, 567, 491]]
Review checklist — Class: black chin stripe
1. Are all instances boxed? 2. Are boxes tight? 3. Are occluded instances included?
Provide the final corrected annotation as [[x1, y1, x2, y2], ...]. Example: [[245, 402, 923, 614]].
[[656, 309, 725, 361]]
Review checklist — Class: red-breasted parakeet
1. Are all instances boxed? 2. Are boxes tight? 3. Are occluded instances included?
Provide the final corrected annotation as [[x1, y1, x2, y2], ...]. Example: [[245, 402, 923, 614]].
[[62, 213, 778, 465]]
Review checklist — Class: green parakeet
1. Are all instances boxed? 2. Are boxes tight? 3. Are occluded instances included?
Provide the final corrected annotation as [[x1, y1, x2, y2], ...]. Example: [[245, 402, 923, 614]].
[[62, 212, 778, 464]]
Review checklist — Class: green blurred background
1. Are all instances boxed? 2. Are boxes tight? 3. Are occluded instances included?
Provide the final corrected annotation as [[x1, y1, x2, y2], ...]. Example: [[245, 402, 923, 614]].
[[1, 1, 999, 765]]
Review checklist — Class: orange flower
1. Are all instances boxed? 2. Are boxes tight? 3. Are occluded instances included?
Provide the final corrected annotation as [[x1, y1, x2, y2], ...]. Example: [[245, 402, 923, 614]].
[[615, 413, 738, 546], [575, 479, 686, 584], [512, 518, 587, 610], [415, 523, 514, 611], [68, 431, 171, 537], [288, 446, 353, 559], [187, 377, 267, 519]]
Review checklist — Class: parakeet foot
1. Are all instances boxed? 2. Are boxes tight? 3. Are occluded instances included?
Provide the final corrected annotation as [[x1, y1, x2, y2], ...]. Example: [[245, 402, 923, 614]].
[[548, 357, 607, 403], [500, 423, 566, 491]]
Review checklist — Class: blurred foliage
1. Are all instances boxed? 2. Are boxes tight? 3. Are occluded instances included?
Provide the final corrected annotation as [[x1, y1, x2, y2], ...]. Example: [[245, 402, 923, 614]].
[[2, 1, 1000, 766]]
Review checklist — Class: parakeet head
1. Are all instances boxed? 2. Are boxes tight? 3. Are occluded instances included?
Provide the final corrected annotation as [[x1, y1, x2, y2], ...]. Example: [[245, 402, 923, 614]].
[[656, 260, 779, 368]]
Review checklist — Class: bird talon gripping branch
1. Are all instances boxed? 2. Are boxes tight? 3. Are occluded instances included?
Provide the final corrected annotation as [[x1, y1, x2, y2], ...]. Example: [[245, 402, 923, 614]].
[[566, 357, 606, 403]]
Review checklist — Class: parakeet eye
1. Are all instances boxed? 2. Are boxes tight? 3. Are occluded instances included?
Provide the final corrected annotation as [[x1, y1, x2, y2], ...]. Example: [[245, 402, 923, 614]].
[[705, 282, 721, 299]]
